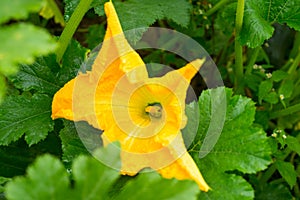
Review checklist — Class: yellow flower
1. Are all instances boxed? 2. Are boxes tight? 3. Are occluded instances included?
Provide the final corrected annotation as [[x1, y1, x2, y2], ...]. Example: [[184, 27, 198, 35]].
[[52, 1, 209, 192]]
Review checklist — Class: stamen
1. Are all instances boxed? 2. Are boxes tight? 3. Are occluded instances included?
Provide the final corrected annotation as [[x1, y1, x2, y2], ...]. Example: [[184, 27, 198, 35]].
[[145, 103, 162, 118]]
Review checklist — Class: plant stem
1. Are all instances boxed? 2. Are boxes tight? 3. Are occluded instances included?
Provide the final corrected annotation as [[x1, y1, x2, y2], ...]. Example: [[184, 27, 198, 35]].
[[270, 103, 300, 119], [56, 0, 93, 63], [259, 163, 276, 184], [205, 0, 232, 16], [288, 49, 300, 75], [234, 0, 245, 93], [259, 148, 291, 184], [290, 32, 300, 58]]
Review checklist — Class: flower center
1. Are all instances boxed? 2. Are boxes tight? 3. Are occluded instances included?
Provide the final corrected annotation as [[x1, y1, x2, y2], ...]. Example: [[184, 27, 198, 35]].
[[145, 103, 162, 119]]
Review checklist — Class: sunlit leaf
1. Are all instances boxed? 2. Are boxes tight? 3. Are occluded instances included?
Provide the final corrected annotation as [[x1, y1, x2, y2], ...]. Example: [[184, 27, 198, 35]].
[[0, 23, 57, 76], [0, 0, 44, 24], [191, 87, 272, 199]]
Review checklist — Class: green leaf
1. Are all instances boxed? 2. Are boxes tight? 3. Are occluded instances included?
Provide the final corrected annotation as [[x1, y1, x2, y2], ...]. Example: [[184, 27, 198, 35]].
[[93, 0, 191, 29], [0, 94, 53, 146], [60, 39, 88, 80], [113, 172, 199, 200], [258, 80, 273, 104], [71, 151, 120, 198], [10, 40, 87, 95], [275, 161, 297, 189], [239, 0, 274, 48], [113, 0, 191, 30], [272, 0, 300, 30], [182, 101, 199, 148], [92, 0, 191, 43], [239, 0, 300, 48], [191, 87, 271, 199], [255, 110, 269, 130], [0, 177, 10, 193], [4, 144, 120, 200], [0, 0, 44, 24], [195, 87, 226, 158], [264, 91, 279, 104], [59, 120, 91, 168], [279, 79, 294, 99], [255, 181, 293, 200], [4, 143, 201, 199], [0, 75, 6, 103], [0, 134, 62, 178], [198, 171, 254, 200], [85, 24, 105, 49], [9, 55, 61, 95], [5, 154, 70, 200], [215, 2, 236, 36], [63, 0, 81, 22], [0, 23, 57, 76], [286, 136, 300, 156], [66, 0, 191, 43], [272, 70, 288, 82]]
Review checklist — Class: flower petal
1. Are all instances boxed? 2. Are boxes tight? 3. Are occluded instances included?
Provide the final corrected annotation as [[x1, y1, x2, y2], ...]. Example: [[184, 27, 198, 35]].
[[91, 2, 148, 83], [52, 73, 100, 128], [158, 132, 210, 192]]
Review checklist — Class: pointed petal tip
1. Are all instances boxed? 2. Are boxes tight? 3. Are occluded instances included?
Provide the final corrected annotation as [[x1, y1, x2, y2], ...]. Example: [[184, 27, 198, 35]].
[[104, 1, 123, 38], [190, 57, 206, 71], [177, 57, 206, 82]]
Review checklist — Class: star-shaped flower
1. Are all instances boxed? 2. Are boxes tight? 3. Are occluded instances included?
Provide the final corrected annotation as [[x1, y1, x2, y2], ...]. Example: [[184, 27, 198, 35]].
[[52, 1, 209, 192]]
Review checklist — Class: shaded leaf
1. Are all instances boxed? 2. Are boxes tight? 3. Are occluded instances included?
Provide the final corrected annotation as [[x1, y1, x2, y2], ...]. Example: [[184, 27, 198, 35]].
[[92, 0, 191, 43], [60, 40, 88, 83], [59, 120, 91, 168], [255, 181, 293, 200], [258, 80, 273, 104], [215, 2, 236, 36], [264, 91, 279, 104], [10, 40, 87, 96], [0, 94, 53, 146], [286, 136, 300, 156], [272, 70, 288, 82], [275, 160, 297, 189], [93, 0, 191, 29], [279, 79, 294, 99], [0, 177, 10, 193], [9, 55, 61, 95], [85, 24, 105, 49], [63, 0, 81, 22], [0, 135, 61, 178]]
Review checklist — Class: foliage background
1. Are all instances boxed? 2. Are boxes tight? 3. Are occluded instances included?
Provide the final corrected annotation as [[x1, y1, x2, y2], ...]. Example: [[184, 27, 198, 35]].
[[0, 0, 300, 199]]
